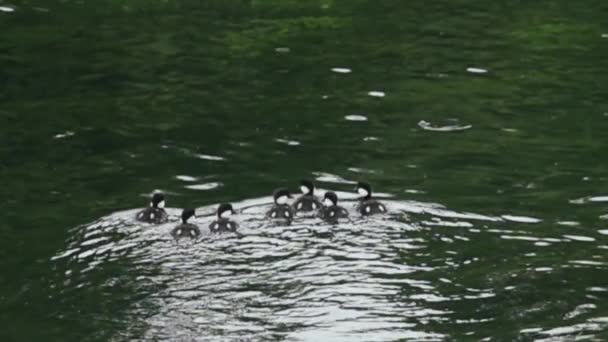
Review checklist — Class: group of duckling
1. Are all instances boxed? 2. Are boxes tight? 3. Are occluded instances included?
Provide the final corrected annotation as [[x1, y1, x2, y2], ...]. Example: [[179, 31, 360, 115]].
[[135, 180, 386, 239]]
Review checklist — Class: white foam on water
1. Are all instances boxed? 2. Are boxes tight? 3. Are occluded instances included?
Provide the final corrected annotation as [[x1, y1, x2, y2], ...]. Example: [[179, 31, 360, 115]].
[[185, 182, 223, 191], [589, 196, 608, 202], [175, 175, 198, 182], [563, 235, 595, 242], [368, 91, 385, 97], [275, 138, 300, 146], [275, 47, 290, 53], [418, 120, 472, 132], [466, 67, 488, 74], [501, 215, 542, 223], [53, 131, 75, 139], [331, 67, 352, 73], [345, 114, 368, 121], [195, 153, 225, 161]]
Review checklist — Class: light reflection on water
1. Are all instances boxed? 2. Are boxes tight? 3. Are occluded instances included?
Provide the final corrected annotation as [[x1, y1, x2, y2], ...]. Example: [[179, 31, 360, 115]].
[[50, 189, 608, 341]]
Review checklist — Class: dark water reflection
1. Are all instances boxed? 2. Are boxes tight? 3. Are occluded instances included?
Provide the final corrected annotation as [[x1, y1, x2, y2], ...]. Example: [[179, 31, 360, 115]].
[[3, 0, 608, 341]]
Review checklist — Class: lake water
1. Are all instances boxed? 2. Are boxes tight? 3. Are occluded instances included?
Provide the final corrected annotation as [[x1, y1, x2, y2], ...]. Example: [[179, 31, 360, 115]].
[[2, 0, 608, 341]]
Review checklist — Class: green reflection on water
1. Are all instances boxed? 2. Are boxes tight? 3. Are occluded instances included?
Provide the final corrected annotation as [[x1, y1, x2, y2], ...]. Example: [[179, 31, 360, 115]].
[[2, 0, 608, 340]]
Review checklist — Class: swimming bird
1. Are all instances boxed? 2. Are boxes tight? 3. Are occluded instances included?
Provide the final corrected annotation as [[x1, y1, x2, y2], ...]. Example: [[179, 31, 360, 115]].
[[209, 203, 238, 233], [136, 192, 169, 224], [292, 179, 323, 213], [356, 182, 387, 215], [318, 191, 349, 223], [171, 208, 200, 239], [266, 188, 295, 224]]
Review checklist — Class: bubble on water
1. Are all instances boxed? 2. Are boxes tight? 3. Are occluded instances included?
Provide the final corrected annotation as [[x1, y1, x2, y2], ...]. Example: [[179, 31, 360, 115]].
[[0, 6, 15, 12], [602, 34, 608, 38], [345, 114, 368, 121]]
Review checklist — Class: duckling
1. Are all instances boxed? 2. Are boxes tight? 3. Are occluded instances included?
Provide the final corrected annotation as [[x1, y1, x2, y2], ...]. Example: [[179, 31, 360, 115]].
[[171, 208, 200, 239], [209, 203, 238, 233], [318, 191, 349, 223], [356, 182, 387, 215], [136, 192, 169, 224], [292, 179, 323, 213], [266, 188, 295, 224]]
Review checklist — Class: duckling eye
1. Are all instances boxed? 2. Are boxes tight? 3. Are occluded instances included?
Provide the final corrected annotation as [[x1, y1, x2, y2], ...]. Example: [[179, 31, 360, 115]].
[[330, 211, 335, 217], [271, 212, 277, 218], [176, 229, 182, 236], [365, 206, 371, 213], [189, 230, 196, 237]]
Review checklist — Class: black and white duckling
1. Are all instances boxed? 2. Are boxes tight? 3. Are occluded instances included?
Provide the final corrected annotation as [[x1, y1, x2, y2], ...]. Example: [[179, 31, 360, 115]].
[[292, 179, 323, 213], [209, 203, 238, 233], [266, 188, 295, 223], [318, 191, 349, 223], [356, 182, 387, 215], [171, 208, 200, 239], [136, 192, 169, 224]]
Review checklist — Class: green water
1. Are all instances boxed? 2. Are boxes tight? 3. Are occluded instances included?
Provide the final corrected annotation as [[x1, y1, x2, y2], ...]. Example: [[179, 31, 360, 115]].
[[2, 0, 608, 340]]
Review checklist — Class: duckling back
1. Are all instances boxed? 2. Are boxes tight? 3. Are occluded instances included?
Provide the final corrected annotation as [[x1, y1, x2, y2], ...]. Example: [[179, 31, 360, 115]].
[[136, 207, 169, 224], [209, 219, 238, 233], [171, 223, 200, 239], [357, 199, 387, 216], [292, 195, 323, 212], [266, 204, 295, 223]]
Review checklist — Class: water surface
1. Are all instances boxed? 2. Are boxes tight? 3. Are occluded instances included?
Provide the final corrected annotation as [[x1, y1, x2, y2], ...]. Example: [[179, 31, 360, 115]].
[[2, 0, 608, 341]]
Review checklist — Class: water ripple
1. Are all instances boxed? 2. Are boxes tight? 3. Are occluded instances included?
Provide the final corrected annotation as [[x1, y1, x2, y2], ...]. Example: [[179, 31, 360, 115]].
[[50, 193, 608, 340]]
